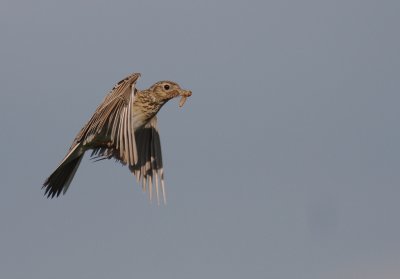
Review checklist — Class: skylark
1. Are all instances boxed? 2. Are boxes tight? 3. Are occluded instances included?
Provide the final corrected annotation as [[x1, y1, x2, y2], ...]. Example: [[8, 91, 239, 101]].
[[43, 72, 191, 203]]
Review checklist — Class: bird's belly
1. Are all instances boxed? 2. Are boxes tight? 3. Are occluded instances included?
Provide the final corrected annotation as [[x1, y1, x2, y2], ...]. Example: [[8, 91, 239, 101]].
[[131, 113, 149, 130]]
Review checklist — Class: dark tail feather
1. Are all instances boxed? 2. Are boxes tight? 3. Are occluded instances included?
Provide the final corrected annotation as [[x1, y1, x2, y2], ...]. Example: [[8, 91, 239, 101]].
[[43, 149, 84, 198]]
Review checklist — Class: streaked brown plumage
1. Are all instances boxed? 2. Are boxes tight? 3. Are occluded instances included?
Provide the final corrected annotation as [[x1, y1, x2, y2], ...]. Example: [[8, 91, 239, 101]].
[[43, 72, 191, 203]]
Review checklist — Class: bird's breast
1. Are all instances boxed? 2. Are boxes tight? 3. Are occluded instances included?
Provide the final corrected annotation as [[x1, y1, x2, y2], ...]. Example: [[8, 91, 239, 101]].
[[131, 101, 161, 130]]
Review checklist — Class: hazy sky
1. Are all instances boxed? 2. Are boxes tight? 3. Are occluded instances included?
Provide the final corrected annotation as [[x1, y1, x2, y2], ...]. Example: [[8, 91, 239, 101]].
[[1, 1, 400, 278]]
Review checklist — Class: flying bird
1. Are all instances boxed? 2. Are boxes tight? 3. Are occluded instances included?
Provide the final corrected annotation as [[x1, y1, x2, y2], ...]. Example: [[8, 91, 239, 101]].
[[43, 72, 191, 203]]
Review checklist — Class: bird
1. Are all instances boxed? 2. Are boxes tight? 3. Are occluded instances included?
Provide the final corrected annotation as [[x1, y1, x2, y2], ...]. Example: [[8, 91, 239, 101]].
[[43, 72, 192, 204]]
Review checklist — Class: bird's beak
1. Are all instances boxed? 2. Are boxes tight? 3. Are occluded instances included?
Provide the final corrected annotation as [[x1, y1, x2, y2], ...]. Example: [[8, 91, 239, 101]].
[[178, 89, 192, 107]]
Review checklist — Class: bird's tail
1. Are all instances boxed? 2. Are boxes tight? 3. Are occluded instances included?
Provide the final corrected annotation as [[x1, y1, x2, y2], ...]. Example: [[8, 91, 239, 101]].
[[43, 144, 85, 198]]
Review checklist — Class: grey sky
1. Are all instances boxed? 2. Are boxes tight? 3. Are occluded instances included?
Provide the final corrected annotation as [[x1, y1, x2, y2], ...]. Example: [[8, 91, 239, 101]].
[[1, 0, 400, 278]]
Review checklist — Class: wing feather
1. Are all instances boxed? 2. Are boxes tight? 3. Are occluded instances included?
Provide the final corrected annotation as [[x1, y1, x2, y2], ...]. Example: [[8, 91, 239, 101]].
[[75, 72, 141, 166], [130, 116, 166, 203]]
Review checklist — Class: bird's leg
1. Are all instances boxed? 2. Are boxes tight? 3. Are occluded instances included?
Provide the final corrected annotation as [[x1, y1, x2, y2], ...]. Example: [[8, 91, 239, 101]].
[[91, 140, 113, 148]]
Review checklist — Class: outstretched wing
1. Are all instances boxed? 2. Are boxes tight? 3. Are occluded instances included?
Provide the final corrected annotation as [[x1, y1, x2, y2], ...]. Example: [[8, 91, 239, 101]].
[[130, 117, 166, 204], [75, 72, 141, 166]]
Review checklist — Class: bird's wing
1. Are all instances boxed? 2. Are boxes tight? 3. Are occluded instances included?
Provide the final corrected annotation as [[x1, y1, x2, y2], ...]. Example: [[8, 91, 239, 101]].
[[130, 116, 166, 204], [75, 72, 141, 166]]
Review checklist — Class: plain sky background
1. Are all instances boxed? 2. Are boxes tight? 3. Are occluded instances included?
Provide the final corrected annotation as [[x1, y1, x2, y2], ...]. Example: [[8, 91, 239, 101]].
[[1, 0, 399, 278]]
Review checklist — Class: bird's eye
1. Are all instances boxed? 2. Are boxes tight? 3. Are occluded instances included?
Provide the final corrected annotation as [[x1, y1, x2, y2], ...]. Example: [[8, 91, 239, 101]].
[[163, 84, 170, 90]]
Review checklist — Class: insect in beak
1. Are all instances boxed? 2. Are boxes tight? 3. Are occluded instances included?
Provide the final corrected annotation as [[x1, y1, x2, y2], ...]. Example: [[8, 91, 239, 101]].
[[178, 89, 192, 107]]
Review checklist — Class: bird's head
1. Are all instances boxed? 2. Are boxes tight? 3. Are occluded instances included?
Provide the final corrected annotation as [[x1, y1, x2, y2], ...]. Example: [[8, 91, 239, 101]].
[[149, 81, 192, 106]]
